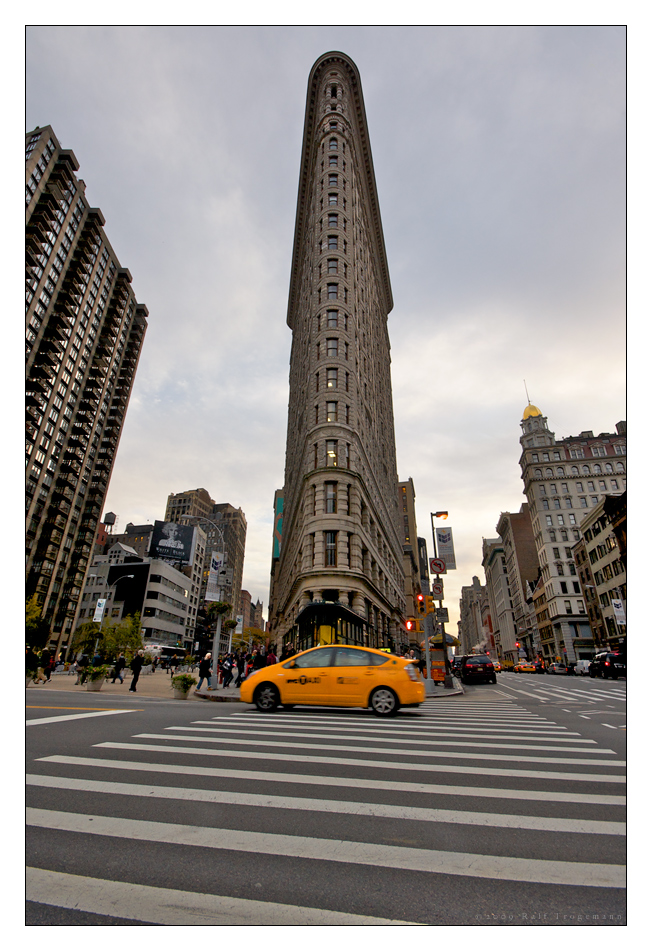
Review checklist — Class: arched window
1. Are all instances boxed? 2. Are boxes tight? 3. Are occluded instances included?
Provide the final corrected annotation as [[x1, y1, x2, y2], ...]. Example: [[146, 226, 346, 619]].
[[593, 464, 602, 474], [534, 469, 542, 479], [545, 468, 553, 478], [329, 138, 338, 150], [556, 467, 565, 476], [571, 466, 579, 476]]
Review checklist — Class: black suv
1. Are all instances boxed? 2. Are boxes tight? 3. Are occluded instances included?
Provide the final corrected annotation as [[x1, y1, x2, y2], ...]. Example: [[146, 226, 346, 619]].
[[459, 654, 496, 685], [589, 652, 626, 680]]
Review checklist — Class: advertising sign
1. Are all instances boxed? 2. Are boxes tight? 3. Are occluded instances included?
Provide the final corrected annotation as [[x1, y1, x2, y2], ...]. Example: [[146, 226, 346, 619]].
[[434, 527, 457, 570], [206, 551, 225, 602], [273, 492, 283, 559], [150, 520, 196, 565], [612, 599, 626, 626], [235, 615, 244, 634], [93, 599, 107, 623]]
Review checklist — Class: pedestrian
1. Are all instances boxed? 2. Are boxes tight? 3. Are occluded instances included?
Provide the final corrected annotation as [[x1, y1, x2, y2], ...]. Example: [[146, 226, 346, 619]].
[[111, 653, 126, 684], [252, 649, 266, 671], [234, 651, 246, 687], [266, 646, 278, 666], [75, 653, 90, 685], [222, 654, 234, 689], [129, 649, 145, 692], [196, 653, 213, 690]]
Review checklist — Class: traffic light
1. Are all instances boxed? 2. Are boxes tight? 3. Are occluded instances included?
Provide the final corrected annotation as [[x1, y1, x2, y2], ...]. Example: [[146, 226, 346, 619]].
[[416, 592, 425, 615], [515, 641, 520, 649], [425, 594, 434, 615], [406, 618, 416, 632]]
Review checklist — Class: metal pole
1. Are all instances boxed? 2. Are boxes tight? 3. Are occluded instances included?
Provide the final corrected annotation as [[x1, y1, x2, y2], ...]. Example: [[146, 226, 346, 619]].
[[430, 511, 453, 688]]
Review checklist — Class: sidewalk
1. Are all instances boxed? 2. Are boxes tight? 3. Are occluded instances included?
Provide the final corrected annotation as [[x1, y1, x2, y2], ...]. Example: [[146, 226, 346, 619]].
[[25, 669, 242, 702]]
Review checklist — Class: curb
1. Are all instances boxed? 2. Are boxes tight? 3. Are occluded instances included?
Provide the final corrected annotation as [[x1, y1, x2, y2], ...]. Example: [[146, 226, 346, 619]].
[[194, 690, 242, 703]]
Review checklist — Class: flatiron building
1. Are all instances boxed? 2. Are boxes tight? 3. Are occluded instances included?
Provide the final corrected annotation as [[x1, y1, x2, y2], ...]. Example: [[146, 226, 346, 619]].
[[26, 126, 147, 654], [268, 52, 407, 652]]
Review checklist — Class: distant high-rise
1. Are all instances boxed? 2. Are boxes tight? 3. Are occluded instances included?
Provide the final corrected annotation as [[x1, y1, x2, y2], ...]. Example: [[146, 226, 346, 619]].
[[26, 126, 147, 654], [268, 52, 407, 652]]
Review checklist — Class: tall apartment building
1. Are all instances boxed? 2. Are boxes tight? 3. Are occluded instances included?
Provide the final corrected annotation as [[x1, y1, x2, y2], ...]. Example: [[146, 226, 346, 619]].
[[166, 489, 247, 622], [458, 576, 491, 657], [267, 52, 407, 652], [496, 504, 541, 660], [26, 126, 147, 655], [519, 404, 626, 663]]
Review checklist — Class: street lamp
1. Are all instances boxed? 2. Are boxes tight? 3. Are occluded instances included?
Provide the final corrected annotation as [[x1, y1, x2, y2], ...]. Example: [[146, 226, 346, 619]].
[[88, 572, 135, 654], [429, 510, 453, 689], [182, 516, 228, 689]]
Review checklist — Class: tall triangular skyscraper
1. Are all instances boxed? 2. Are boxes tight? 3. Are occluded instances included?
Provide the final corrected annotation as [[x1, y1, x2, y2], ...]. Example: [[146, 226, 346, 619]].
[[268, 52, 407, 652]]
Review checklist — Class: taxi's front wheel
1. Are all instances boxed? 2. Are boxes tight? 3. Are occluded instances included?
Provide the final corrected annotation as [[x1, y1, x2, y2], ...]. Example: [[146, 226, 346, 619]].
[[254, 683, 279, 712], [370, 687, 399, 717]]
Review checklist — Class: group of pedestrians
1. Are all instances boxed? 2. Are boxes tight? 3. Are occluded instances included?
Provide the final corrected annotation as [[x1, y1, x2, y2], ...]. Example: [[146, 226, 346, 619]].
[[26, 647, 57, 684], [195, 644, 289, 691]]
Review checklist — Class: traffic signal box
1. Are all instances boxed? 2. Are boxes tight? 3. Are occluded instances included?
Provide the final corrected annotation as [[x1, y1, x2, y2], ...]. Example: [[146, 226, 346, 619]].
[[416, 593, 425, 615]]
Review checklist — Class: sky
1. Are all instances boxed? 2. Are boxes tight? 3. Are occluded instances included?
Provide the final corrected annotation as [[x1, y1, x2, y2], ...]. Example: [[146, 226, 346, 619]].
[[25, 23, 626, 633]]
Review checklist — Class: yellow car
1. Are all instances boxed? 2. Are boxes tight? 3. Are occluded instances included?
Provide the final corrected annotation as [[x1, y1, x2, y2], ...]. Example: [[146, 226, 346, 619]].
[[518, 662, 537, 673], [240, 644, 425, 716]]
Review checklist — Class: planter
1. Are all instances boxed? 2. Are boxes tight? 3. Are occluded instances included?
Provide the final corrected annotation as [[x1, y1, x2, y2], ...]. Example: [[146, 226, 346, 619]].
[[86, 679, 104, 691], [173, 688, 191, 700]]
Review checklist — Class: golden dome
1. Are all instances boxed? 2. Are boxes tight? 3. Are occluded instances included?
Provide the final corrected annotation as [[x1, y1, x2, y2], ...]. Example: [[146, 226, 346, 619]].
[[522, 403, 542, 420]]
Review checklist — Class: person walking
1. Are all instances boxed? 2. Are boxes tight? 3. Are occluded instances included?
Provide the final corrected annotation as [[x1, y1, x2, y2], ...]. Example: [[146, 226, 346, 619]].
[[111, 654, 126, 684], [196, 653, 213, 690], [266, 646, 278, 666], [222, 654, 234, 689], [234, 651, 246, 688], [129, 649, 145, 692], [252, 649, 266, 672]]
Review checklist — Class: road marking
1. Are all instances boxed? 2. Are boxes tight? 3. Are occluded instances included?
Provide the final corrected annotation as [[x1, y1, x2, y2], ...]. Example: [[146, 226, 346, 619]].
[[133, 732, 624, 768], [172, 725, 613, 755], [26, 709, 138, 727], [38, 755, 626, 805], [26, 706, 125, 711], [26, 809, 625, 888], [95, 741, 627, 784], [26, 773, 626, 836], [26, 868, 418, 926], [602, 724, 617, 729]]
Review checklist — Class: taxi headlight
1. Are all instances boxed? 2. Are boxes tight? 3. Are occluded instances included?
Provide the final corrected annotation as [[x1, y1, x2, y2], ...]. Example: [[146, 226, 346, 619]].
[[405, 664, 419, 681]]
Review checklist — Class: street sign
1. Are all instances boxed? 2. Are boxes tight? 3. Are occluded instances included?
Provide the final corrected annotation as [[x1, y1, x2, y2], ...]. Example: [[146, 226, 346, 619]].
[[432, 579, 444, 599], [93, 599, 107, 623], [430, 557, 447, 575], [435, 608, 449, 623]]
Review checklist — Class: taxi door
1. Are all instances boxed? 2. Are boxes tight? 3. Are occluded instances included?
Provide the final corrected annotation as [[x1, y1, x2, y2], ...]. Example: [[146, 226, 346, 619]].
[[281, 646, 334, 705], [329, 646, 376, 706]]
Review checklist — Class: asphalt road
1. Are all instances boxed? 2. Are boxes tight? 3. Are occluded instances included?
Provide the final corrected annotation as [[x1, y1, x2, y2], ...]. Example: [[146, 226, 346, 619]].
[[26, 678, 626, 926]]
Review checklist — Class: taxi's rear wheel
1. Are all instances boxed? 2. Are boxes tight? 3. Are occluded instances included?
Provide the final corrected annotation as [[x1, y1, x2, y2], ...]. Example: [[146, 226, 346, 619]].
[[254, 683, 279, 713], [370, 687, 399, 717]]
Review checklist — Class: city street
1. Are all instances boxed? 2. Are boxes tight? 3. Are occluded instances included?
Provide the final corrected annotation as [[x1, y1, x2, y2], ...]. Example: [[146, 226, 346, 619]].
[[26, 682, 625, 926]]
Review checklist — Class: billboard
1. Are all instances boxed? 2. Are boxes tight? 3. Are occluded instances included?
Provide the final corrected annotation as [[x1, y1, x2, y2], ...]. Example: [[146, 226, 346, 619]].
[[206, 551, 225, 602], [150, 521, 196, 566], [273, 491, 284, 559], [434, 527, 457, 570]]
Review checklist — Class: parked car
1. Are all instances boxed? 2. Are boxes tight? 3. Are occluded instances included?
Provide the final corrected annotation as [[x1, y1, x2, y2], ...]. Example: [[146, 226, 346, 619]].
[[458, 654, 497, 685], [589, 651, 626, 680], [574, 660, 592, 676], [546, 663, 570, 675], [534, 662, 546, 674]]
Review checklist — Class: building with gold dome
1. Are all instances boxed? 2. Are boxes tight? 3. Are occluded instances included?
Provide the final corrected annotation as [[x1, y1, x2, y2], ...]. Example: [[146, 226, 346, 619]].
[[518, 406, 626, 662]]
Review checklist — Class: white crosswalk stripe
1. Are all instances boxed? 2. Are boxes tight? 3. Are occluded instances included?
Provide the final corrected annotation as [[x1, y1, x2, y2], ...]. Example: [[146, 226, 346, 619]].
[[27, 697, 625, 923]]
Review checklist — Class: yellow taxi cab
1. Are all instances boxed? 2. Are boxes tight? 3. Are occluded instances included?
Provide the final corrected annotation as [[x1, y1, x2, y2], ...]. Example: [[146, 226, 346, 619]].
[[518, 662, 537, 674], [240, 644, 425, 716]]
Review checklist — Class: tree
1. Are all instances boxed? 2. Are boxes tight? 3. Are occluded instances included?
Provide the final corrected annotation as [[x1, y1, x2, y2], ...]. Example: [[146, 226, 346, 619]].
[[102, 613, 143, 660], [70, 621, 101, 656], [26, 596, 51, 650]]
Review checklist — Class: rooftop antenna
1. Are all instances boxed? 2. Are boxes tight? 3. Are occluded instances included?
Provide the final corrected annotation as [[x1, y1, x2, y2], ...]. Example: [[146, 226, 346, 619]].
[[524, 380, 531, 404]]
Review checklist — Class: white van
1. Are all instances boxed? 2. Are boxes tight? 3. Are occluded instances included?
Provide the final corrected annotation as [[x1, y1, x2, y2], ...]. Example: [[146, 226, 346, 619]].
[[574, 660, 591, 676]]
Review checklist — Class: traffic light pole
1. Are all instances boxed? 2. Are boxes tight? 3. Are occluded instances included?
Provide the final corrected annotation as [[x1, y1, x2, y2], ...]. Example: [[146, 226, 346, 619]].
[[431, 511, 454, 689]]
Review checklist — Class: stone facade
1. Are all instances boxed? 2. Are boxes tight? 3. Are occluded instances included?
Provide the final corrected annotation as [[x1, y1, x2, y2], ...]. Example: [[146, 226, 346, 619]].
[[519, 405, 626, 663], [268, 52, 406, 651], [26, 126, 147, 655]]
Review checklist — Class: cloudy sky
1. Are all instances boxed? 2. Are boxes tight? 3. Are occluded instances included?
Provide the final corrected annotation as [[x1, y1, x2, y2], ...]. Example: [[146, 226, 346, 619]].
[[25, 24, 626, 632]]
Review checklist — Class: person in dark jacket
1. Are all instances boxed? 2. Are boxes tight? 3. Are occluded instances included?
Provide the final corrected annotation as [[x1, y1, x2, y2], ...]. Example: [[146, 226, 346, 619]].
[[196, 653, 212, 690], [129, 650, 144, 692], [111, 654, 126, 684], [75, 654, 90, 685]]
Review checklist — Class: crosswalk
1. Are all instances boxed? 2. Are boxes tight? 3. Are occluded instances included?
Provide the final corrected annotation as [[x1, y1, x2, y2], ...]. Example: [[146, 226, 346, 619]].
[[27, 698, 626, 925], [497, 676, 626, 705]]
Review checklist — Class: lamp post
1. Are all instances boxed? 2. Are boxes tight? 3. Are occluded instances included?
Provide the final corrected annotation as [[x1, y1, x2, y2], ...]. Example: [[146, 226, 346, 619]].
[[429, 510, 453, 689], [182, 516, 228, 689], [88, 572, 135, 655]]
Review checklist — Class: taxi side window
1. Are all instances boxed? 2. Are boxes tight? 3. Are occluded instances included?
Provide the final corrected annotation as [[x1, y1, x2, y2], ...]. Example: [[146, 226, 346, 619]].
[[285, 648, 333, 668], [333, 647, 373, 666], [367, 653, 390, 666]]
